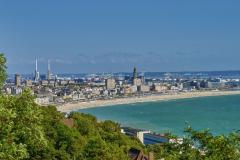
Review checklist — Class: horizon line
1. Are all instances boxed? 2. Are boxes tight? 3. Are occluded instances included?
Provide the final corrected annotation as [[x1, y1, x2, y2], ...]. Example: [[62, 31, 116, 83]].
[[7, 69, 240, 75]]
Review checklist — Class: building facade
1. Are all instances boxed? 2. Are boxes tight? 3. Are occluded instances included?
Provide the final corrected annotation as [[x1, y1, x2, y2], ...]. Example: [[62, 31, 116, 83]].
[[105, 78, 116, 90], [15, 74, 21, 86]]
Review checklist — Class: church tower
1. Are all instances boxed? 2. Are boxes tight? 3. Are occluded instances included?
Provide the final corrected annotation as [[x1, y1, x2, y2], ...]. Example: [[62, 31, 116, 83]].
[[133, 67, 137, 79]]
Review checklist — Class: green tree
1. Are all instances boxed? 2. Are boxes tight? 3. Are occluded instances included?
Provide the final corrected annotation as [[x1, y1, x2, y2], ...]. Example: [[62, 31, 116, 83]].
[[0, 53, 7, 88], [0, 104, 28, 159], [83, 137, 111, 160], [14, 89, 47, 159], [70, 112, 98, 137], [148, 127, 240, 160], [185, 127, 240, 159], [0, 89, 47, 159]]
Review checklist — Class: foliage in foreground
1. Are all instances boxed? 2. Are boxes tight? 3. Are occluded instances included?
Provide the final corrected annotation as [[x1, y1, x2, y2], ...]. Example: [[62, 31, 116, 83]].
[[0, 53, 7, 89], [0, 90, 143, 160], [147, 127, 240, 160]]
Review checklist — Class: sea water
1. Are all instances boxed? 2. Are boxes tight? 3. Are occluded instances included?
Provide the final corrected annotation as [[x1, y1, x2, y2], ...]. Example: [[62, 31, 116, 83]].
[[79, 95, 240, 136]]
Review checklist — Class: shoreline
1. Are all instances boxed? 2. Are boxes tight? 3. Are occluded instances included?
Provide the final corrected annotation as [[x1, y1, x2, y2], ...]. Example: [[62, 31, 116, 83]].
[[57, 90, 240, 113]]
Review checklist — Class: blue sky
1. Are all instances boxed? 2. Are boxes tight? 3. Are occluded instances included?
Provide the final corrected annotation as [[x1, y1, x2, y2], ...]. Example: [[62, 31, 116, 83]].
[[1, 0, 240, 74]]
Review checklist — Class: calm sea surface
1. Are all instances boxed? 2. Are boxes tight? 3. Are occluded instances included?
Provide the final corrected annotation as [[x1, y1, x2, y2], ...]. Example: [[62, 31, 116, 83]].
[[79, 95, 240, 136]]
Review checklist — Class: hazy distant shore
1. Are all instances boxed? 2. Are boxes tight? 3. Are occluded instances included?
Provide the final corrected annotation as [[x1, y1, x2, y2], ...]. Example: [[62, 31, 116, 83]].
[[57, 90, 240, 113]]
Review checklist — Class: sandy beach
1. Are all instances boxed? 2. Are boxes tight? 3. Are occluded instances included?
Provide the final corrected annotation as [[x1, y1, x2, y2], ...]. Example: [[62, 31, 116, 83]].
[[57, 90, 240, 113]]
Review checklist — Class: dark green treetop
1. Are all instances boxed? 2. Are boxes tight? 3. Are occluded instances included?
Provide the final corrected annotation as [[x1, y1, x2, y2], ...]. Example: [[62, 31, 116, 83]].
[[0, 53, 7, 88]]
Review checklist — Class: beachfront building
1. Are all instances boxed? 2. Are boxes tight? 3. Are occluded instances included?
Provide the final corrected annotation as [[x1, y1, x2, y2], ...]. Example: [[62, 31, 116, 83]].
[[131, 85, 138, 93], [207, 81, 226, 89], [35, 97, 50, 105], [138, 85, 150, 92], [105, 78, 116, 90], [72, 93, 86, 101], [153, 84, 168, 92], [123, 86, 132, 95], [133, 78, 142, 86]]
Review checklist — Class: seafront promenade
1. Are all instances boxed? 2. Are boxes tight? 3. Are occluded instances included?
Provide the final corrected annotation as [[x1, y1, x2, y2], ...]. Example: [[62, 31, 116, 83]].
[[57, 90, 240, 113]]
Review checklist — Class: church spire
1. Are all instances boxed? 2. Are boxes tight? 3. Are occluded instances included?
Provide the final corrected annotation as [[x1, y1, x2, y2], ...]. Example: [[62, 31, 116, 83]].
[[34, 59, 39, 81], [133, 66, 137, 79]]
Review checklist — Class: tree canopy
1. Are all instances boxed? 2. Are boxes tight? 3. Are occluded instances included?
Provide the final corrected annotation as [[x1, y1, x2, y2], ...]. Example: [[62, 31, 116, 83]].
[[0, 53, 7, 88], [147, 127, 240, 160], [0, 89, 143, 159]]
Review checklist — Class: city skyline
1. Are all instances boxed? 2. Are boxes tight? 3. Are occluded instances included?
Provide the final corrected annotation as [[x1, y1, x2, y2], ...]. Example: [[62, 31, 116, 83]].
[[6, 57, 240, 75], [1, 0, 240, 74], [7, 57, 240, 75]]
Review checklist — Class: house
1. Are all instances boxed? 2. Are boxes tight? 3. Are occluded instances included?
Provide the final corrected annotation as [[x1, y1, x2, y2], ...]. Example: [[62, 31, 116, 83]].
[[62, 118, 74, 128]]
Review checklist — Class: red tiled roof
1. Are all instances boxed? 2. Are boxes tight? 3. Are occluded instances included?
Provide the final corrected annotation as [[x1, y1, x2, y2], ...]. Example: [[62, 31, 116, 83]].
[[62, 118, 74, 128]]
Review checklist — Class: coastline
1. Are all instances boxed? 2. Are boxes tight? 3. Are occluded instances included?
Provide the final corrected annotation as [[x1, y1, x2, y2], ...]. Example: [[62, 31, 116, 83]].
[[57, 90, 240, 113]]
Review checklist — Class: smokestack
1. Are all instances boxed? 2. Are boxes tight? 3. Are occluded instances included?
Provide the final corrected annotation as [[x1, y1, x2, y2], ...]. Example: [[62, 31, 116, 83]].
[[47, 59, 51, 80], [34, 58, 39, 81], [35, 59, 38, 71], [48, 59, 50, 72]]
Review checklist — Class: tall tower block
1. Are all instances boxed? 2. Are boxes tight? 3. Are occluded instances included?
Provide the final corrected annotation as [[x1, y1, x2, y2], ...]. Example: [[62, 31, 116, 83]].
[[35, 59, 38, 71], [47, 59, 51, 80]]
